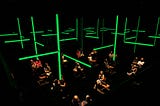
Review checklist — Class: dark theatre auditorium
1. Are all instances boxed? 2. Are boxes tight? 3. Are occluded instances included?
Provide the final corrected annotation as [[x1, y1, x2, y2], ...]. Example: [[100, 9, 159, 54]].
[[0, 0, 159, 105]]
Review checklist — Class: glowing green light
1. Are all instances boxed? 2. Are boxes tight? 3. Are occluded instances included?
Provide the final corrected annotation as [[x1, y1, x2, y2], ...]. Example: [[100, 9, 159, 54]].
[[148, 36, 160, 38], [17, 17, 24, 48], [4, 39, 30, 43], [56, 14, 62, 80], [31, 16, 38, 60], [124, 41, 154, 46], [60, 38, 77, 42], [61, 32, 70, 34], [86, 32, 96, 34], [132, 30, 146, 32], [63, 54, 91, 68], [125, 36, 136, 40], [85, 36, 99, 39], [30, 31, 44, 33], [41, 34, 57, 36], [93, 44, 113, 50], [0, 33, 18, 36], [113, 15, 118, 61], [134, 16, 141, 53], [19, 51, 58, 60], [36, 42, 45, 47]]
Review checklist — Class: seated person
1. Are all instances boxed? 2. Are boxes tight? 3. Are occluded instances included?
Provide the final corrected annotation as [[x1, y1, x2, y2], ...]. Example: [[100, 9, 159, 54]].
[[127, 64, 138, 76]]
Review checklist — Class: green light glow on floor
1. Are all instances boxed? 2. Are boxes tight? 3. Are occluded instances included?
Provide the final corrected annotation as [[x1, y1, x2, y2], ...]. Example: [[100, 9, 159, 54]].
[[19, 51, 58, 60], [63, 54, 91, 68], [125, 36, 136, 40], [93, 44, 113, 50]]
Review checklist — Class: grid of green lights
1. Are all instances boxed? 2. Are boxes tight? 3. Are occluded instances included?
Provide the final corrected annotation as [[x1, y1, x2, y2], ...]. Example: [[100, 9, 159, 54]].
[[1, 15, 160, 80]]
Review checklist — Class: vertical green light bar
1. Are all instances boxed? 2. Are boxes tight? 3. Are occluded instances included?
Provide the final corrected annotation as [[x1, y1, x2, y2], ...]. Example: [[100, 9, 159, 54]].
[[113, 15, 119, 61], [56, 14, 62, 80], [76, 18, 78, 40], [123, 17, 128, 42], [101, 18, 105, 45], [31, 16, 38, 60], [80, 17, 84, 50], [17, 17, 24, 49], [96, 17, 99, 38], [153, 17, 160, 46], [133, 16, 140, 53]]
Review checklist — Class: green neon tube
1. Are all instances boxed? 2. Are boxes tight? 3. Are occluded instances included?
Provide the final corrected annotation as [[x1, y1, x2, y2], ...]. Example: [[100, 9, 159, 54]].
[[56, 14, 62, 80], [19, 51, 58, 60], [113, 15, 118, 61], [4, 39, 30, 43], [93, 44, 114, 50], [63, 54, 91, 68], [17, 17, 24, 48], [31, 16, 38, 60]]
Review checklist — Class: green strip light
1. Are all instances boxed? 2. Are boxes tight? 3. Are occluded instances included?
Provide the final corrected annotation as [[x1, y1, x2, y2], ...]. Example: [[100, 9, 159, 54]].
[[0, 33, 18, 36], [36, 42, 45, 47], [148, 35, 160, 38], [31, 16, 38, 60], [113, 15, 119, 61], [124, 41, 154, 46], [93, 44, 114, 50], [30, 31, 44, 33], [19, 51, 58, 60], [17, 17, 24, 48], [63, 54, 91, 68], [125, 36, 136, 40], [60, 38, 77, 42], [85, 36, 99, 39], [4, 39, 30, 43], [41, 34, 57, 36], [56, 14, 62, 80]]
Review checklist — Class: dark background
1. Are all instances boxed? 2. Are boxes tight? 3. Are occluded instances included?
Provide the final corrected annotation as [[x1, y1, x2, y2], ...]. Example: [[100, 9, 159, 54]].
[[0, 0, 159, 105]]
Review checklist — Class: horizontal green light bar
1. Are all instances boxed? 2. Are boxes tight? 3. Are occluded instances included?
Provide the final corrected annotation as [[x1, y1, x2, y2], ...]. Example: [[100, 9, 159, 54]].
[[30, 31, 44, 33], [41, 34, 57, 36], [63, 54, 91, 68], [84, 27, 94, 30], [60, 38, 77, 42], [124, 41, 154, 46], [61, 32, 70, 34], [0, 33, 18, 36], [132, 30, 146, 32], [47, 29, 53, 32], [93, 44, 114, 50], [100, 29, 108, 32], [148, 36, 160, 38], [36, 42, 44, 47], [125, 36, 136, 40], [19, 51, 58, 60], [85, 36, 99, 39], [86, 32, 96, 34], [64, 29, 75, 32], [4, 39, 30, 43], [85, 30, 95, 32]]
